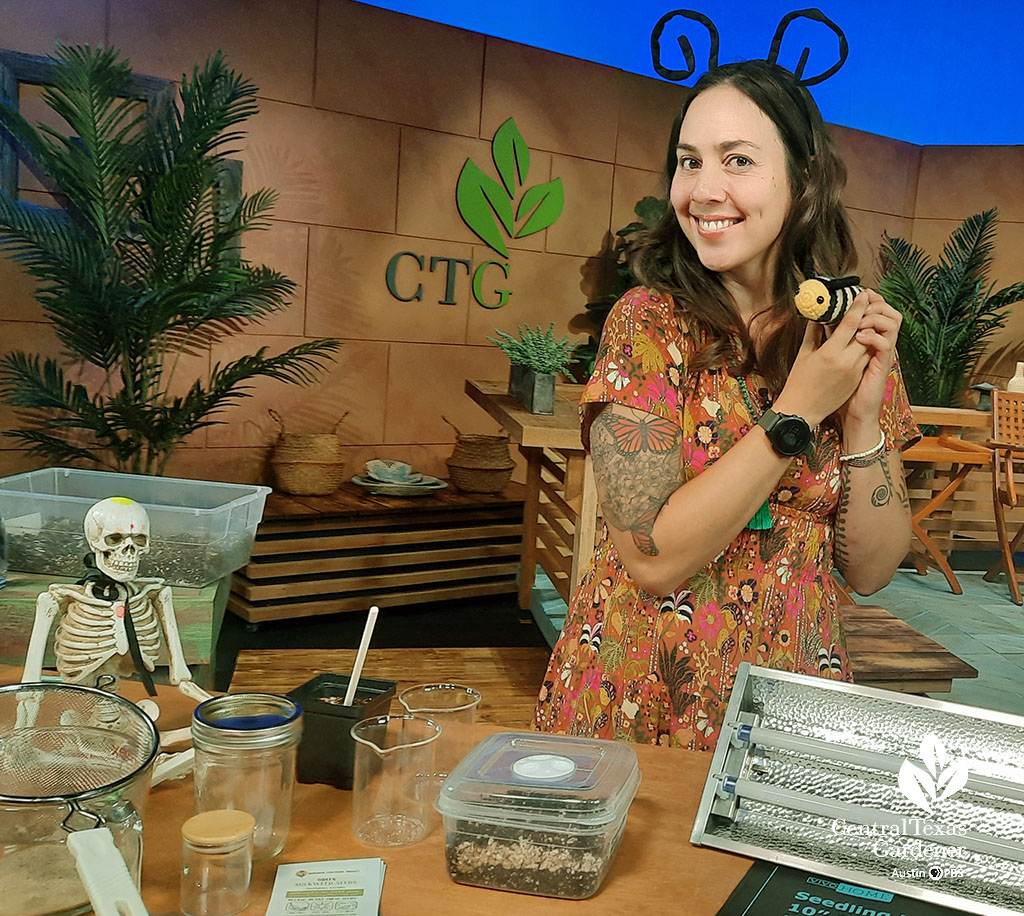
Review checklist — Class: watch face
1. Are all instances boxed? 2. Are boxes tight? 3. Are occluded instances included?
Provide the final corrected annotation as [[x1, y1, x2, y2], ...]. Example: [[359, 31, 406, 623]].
[[772, 416, 811, 456]]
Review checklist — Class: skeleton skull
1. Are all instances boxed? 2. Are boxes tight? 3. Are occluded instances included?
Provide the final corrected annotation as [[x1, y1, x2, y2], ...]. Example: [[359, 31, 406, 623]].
[[84, 497, 151, 582]]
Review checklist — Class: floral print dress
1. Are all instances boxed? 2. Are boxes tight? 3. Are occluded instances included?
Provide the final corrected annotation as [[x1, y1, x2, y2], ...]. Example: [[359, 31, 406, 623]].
[[533, 287, 920, 751]]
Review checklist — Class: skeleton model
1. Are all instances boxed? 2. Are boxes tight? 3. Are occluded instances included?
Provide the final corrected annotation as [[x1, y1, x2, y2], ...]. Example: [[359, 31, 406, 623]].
[[21, 496, 210, 781]]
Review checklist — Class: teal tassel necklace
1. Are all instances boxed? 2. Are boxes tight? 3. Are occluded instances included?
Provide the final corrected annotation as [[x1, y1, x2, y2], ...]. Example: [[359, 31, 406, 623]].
[[734, 371, 774, 531]]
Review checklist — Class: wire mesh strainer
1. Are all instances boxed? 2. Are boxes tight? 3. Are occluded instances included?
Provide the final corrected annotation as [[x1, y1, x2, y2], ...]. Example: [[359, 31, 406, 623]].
[[0, 682, 159, 802], [0, 682, 160, 916]]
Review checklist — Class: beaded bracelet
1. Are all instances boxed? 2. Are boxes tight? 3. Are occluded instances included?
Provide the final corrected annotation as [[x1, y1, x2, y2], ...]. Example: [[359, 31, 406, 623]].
[[838, 430, 886, 466]]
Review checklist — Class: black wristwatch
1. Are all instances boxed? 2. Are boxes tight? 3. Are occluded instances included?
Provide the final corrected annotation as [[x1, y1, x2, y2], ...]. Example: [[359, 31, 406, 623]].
[[757, 408, 813, 457]]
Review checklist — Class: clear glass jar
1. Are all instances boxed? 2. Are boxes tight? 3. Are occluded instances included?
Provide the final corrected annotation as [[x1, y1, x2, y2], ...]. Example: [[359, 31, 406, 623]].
[[192, 694, 303, 861], [181, 809, 255, 916]]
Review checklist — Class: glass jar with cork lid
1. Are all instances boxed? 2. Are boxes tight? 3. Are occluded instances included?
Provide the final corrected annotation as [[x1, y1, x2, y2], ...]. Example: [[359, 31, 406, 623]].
[[180, 808, 255, 916]]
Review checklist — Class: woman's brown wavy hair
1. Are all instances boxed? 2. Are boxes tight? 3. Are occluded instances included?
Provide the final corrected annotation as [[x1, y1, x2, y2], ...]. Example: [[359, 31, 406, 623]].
[[630, 59, 856, 396]]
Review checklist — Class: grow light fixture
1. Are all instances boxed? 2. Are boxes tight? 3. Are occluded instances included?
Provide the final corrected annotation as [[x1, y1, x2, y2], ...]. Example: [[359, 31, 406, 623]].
[[691, 663, 1024, 916]]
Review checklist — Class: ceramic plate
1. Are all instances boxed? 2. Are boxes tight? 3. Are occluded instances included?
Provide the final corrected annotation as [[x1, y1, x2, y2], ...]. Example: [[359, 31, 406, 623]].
[[364, 458, 423, 484], [351, 474, 448, 496]]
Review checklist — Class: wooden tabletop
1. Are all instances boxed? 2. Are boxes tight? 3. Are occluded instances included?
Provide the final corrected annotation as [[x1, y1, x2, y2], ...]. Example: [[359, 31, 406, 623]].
[[258, 480, 525, 522], [231, 646, 551, 728], [910, 405, 991, 429], [141, 723, 751, 916], [462, 392, 995, 453], [903, 437, 991, 466], [465, 379, 585, 450], [0, 668, 751, 916]]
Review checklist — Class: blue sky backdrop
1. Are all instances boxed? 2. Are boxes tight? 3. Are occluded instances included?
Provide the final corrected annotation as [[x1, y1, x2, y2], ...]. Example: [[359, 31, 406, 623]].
[[357, 0, 1021, 145]]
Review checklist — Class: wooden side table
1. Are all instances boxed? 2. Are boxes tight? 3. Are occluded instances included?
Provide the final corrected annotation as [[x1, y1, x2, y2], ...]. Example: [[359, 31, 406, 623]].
[[465, 380, 595, 610], [904, 406, 992, 595], [462, 386, 998, 605]]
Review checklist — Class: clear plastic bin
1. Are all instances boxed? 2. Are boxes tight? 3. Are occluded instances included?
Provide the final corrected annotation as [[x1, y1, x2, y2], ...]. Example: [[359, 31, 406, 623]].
[[0, 467, 270, 587], [436, 731, 641, 899]]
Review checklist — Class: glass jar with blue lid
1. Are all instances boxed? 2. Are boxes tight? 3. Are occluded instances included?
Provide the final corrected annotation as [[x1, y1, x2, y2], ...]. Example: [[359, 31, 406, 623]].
[[192, 694, 303, 861]]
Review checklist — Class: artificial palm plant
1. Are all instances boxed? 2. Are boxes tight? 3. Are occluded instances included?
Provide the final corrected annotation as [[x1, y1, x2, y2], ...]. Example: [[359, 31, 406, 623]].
[[878, 209, 1024, 407], [0, 45, 339, 475]]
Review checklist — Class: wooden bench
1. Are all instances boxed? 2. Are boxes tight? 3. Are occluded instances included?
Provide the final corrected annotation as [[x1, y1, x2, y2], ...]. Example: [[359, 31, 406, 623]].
[[231, 601, 979, 726], [228, 482, 525, 624], [839, 602, 977, 693], [530, 582, 976, 694]]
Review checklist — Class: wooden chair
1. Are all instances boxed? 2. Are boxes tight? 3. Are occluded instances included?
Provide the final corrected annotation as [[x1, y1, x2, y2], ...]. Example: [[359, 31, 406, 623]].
[[984, 390, 1024, 605]]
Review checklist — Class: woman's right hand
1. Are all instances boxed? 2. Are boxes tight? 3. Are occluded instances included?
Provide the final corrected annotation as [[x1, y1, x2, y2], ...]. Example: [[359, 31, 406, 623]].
[[772, 297, 872, 426]]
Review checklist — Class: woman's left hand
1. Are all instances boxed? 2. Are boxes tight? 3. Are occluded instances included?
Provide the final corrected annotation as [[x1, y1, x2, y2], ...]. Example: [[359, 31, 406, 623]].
[[827, 288, 902, 428]]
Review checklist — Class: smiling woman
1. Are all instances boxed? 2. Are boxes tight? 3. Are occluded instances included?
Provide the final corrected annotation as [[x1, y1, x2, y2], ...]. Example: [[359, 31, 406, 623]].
[[533, 60, 920, 752]]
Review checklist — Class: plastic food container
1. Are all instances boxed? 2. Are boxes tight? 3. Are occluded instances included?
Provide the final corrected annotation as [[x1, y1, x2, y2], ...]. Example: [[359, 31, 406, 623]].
[[0, 467, 270, 587], [436, 731, 641, 899]]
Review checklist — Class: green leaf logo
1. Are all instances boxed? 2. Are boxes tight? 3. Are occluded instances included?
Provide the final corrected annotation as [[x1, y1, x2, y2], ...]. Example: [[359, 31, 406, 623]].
[[456, 118, 563, 256], [516, 180, 564, 238], [456, 159, 514, 256]]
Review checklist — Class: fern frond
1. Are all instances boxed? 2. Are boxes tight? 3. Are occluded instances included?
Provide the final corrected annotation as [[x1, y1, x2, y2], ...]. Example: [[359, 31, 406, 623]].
[[1, 428, 105, 466]]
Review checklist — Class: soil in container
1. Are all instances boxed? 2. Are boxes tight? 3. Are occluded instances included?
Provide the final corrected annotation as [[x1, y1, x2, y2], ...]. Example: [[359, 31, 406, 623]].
[[8, 520, 250, 586], [444, 819, 611, 899]]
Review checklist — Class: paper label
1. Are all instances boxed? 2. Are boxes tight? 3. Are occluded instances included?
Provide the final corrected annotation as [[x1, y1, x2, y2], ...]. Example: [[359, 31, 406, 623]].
[[265, 858, 386, 916]]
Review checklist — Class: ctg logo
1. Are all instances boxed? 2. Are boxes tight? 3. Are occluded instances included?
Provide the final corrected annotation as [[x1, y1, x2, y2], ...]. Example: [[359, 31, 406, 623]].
[[897, 734, 969, 813], [385, 119, 563, 310]]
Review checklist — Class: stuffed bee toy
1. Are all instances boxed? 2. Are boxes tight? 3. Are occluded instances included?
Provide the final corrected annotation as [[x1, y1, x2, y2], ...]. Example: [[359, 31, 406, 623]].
[[794, 275, 863, 324]]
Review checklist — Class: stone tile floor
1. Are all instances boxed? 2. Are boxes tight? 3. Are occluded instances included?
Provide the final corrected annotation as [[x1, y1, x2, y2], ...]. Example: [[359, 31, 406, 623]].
[[867, 568, 1024, 716]]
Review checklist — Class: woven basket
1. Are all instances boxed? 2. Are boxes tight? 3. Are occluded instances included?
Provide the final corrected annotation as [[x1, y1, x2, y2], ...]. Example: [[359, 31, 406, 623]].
[[443, 417, 514, 493], [269, 408, 348, 496], [272, 460, 348, 496], [445, 462, 515, 493]]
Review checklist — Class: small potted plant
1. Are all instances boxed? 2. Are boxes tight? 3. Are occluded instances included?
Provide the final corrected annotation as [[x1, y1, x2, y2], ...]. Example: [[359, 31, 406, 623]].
[[489, 324, 574, 414]]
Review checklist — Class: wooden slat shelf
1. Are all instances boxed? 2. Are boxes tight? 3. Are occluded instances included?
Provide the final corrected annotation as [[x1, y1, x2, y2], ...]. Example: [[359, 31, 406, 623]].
[[244, 540, 522, 579], [249, 521, 522, 556], [228, 482, 525, 623], [229, 579, 518, 624]]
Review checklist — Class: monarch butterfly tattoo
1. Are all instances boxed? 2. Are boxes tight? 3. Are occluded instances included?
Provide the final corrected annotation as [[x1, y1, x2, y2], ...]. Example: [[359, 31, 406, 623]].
[[794, 275, 863, 324], [604, 413, 679, 454]]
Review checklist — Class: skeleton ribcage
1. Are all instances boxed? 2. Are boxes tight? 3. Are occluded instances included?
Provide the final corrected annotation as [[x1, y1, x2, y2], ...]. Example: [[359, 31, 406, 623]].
[[56, 595, 161, 682]]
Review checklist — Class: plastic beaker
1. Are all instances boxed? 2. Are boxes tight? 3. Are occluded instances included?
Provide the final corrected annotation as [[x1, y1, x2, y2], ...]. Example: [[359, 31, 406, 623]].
[[398, 683, 481, 784], [350, 715, 441, 847]]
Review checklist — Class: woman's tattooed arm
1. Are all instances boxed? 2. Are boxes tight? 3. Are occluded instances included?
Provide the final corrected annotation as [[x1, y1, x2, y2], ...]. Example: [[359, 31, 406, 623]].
[[832, 442, 912, 593], [589, 405, 683, 556]]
